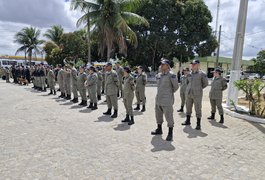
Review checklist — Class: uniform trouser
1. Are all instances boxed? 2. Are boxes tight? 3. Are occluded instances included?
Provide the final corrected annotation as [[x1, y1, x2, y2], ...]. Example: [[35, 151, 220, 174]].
[[135, 89, 146, 105], [106, 94, 118, 110], [118, 80, 123, 94], [72, 83, 78, 98], [6, 75, 9, 82], [186, 95, 203, 118], [210, 99, 224, 115], [97, 83, 102, 97], [40, 76, 46, 90], [36, 77, 41, 87], [48, 80, 55, 91], [65, 80, 71, 95], [124, 95, 134, 116], [155, 104, 174, 127], [58, 81, 65, 93], [180, 91, 186, 106], [102, 81, 105, 92], [79, 88, 87, 101], [88, 87, 97, 103], [32, 76, 36, 86]]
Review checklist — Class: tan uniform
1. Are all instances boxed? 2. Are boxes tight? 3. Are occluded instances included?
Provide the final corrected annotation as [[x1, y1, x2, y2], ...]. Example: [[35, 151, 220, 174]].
[[5, 68, 10, 83], [115, 67, 124, 95], [64, 69, 71, 95], [71, 67, 78, 99], [179, 75, 188, 106], [209, 76, 227, 115], [40, 67, 46, 90], [77, 72, 87, 101], [47, 69, 55, 91], [57, 69, 65, 93], [155, 71, 179, 127], [105, 70, 119, 110], [123, 74, 135, 116], [135, 73, 147, 105], [86, 73, 98, 103], [185, 70, 208, 118], [97, 71, 103, 97]]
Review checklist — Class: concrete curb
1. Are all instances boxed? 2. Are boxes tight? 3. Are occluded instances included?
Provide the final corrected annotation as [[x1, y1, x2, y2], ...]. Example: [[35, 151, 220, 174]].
[[223, 105, 265, 124]]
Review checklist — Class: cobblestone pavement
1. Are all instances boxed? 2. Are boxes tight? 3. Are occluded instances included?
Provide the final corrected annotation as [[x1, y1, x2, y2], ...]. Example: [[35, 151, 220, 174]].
[[0, 80, 265, 179]]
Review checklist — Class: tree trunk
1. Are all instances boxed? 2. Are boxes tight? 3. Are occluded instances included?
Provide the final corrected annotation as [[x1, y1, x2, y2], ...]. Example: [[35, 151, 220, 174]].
[[29, 51, 32, 67], [107, 45, 111, 62], [87, 16, 91, 63]]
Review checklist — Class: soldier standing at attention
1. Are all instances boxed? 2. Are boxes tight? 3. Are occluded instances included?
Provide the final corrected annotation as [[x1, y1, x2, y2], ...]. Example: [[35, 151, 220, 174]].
[[96, 66, 103, 100], [69, 63, 79, 103], [151, 59, 179, 141], [181, 60, 208, 130], [134, 66, 147, 112], [101, 65, 106, 94], [121, 67, 135, 125], [78, 66, 88, 106], [86, 66, 98, 110], [64, 65, 72, 100], [115, 62, 124, 98], [39, 63, 46, 92], [47, 66, 56, 95], [207, 67, 227, 124], [177, 67, 190, 112], [57, 65, 65, 98], [103, 63, 119, 118], [5, 67, 10, 83]]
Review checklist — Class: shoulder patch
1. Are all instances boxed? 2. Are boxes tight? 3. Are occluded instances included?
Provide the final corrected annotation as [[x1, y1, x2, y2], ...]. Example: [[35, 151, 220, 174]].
[[171, 74, 177, 79]]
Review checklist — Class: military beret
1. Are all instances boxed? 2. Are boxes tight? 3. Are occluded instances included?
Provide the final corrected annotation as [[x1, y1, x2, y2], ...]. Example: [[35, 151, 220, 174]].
[[124, 66, 131, 73], [190, 59, 200, 64], [106, 62, 112, 67]]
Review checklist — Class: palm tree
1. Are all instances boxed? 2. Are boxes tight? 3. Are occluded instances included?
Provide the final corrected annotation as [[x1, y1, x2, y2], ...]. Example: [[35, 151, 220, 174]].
[[14, 27, 44, 67], [71, 0, 149, 61], [44, 25, 64, 46]]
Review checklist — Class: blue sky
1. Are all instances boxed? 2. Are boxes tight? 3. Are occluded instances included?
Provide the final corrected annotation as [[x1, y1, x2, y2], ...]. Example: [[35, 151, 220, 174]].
[[0, 0, 264, 60]]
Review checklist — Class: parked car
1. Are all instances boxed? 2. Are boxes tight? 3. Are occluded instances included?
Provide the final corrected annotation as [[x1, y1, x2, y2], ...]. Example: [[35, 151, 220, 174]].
[[225, 71, 247, 82], [248, 73, 261, 80]]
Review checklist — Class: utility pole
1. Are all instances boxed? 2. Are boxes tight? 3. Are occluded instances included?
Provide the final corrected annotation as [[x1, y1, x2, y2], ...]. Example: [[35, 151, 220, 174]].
[[214, 0, 220, 37], [216, 25, 221, 68], [226, 0, 249, 107]]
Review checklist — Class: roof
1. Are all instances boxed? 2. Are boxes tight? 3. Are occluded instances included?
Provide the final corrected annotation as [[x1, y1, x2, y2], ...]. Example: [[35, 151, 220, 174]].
[[196, 56, 254, 66]]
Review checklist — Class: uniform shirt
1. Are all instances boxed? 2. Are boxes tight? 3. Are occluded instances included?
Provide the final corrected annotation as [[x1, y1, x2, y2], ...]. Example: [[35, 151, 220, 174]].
[[86, 73, 98, 88], [186, 70, 208, 97], [115, 67, 124, 82], [180, 75, 188, 94], [47, 69, 55, 83], [77, 72, 87, 90], [57, 69, 64, 83], [97, 71, 103, 85], [123, 74, 135, 98], [135, 73, 147, 90], [156, 71, 179, 106], [209, 76, 227, 99], [105, 70, 119, 96], [71, 67, 78, 85]]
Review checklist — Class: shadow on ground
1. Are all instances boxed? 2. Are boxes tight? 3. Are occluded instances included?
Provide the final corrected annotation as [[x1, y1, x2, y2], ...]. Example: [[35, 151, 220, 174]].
[[114, 123, 131, 131], [208, 120, 228, 129], [150, 135, 175, 152], [248, 121, 265, 134], [183, 126, 208, 138], [95, 115, 113, 122]]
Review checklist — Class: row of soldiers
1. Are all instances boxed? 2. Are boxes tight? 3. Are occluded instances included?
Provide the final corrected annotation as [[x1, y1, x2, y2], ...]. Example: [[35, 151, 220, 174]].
[[30, 61, 147, 126]]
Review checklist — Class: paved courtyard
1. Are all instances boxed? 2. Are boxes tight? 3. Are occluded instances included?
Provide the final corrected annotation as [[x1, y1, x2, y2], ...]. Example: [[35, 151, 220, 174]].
[[0, 80, 265, 179]]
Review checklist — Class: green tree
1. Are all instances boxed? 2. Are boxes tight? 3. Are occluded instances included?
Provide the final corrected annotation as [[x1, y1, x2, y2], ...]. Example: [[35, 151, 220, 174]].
[[248, 50, 265, 76], [71, 0, 149, 61], [43, 41, 59, 65], [14, 27, 44, 67], [44, 25, 64, 46]]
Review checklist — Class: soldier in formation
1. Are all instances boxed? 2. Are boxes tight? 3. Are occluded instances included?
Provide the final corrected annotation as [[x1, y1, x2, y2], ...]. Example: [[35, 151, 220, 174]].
[[69, 62, 79, 103], [47, 66, 56, 95], [115, 62, 124, 98], [134, 66, 147, 112], [207, 67, 227, 124], [77, 66, 88, 106], [86, 66, 98, 110], [181, 60, 208, 130], [177, 67, 189, 112]]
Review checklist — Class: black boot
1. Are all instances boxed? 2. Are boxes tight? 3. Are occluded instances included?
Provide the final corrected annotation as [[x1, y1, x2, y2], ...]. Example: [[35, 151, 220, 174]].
[[181, 115, 191, 125], [97, 95, 101, 100], [166, 127, 173, 141], [59, 92, 63, 98], [141, 105, 146, 112], [71, 98, 78, 103], [151, 124, 163, 135], [195, 118, 201, 130], [82, 100, 87, 106], [53, 90, 56, 95], [66, 94, 71, 100], [219, 115, 224, 124], [111, 110, 118, 118], [207, 113, 215, 120], [101, 90, 104, 94], [117, 92, 120, 97], [177, 106, 184, 112], [79, 100, 84, 106], [103, 108, 112, 115], [128, 116, 134, 125], [91, 103, 98, 110], [122, 114, 130, 123], [134, 104, 140, 110], [48, 90, 53, 95], [87, 102, 93, 109]]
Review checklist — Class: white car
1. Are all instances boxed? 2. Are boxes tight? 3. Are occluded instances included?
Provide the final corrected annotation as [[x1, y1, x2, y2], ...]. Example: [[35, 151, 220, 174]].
[[225, 72, 247, 82], [248, 73, 261, 80]]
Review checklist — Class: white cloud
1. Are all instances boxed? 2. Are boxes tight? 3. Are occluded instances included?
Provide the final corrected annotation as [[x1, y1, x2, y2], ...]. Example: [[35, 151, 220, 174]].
[[204, 0, 265, 59]]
